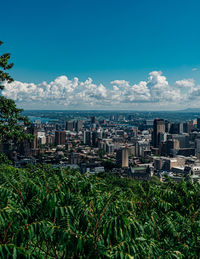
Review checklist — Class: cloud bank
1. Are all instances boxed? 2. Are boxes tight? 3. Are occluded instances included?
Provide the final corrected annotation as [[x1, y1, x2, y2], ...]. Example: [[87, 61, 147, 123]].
[[2, 71, 200, 110]]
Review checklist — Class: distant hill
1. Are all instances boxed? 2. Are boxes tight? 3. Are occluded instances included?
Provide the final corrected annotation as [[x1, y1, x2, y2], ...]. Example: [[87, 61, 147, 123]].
[[179, 108, 200, 113]]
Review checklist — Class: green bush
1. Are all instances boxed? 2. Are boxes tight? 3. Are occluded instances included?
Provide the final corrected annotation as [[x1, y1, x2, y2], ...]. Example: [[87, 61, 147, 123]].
[[0, 164, 200, 258]]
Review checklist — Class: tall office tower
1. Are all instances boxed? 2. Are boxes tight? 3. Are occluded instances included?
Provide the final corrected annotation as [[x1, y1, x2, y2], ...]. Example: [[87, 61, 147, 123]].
[[170, 123, 183, 134], [92, 131, 98, 147], [46, 135, 54, 145], [195, 138, 200, 154], [166, 139, 180, 156], [197, 118, 200, 129], [152, 119, 165, 148], [83, 131, 91, 145], [110, 115, 114, 121], [66, 121, 74, 131], [183, 120, 193, 133], [55, 131, 66, 145], [91, 116, 97, 124], [178, 123, 183, 134], [116, 148, 129, 168], [75, 120, 83, 132], [106, 143, 115, 154], [172, 134, 189, 148], [159, 132, 167, 144], [56, 124, 61, 130], [170, 123, 179, 134], [165, 121, 171, 133]]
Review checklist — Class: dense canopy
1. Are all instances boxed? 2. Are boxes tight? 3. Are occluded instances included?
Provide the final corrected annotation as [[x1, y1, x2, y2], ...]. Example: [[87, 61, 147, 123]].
[[0, 41, 31, 143], [0, 164, 200, 258]]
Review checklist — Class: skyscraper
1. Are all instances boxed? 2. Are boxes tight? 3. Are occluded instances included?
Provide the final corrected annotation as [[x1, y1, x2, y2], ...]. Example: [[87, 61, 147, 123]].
[[66, 121, 74, 131], [55, 131, 66, 145], [116, 148, 129, 168], [75, 120, 83, 132], [83, 131, 91, 145], [91, 116, 97, 124], [92, 131, 98, 147], [152, 119, 165, 148], [183, 120, 193, 133], [197, 118, 200, 130]]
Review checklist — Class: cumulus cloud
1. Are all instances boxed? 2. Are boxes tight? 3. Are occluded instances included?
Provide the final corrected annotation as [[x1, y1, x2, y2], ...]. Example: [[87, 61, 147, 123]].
[[175, 78, 195, 88], [1, 71, 198, 109]]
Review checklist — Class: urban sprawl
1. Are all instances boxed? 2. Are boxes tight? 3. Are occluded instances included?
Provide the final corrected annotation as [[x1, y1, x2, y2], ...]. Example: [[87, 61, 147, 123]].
[[2, 111, 200, 182]]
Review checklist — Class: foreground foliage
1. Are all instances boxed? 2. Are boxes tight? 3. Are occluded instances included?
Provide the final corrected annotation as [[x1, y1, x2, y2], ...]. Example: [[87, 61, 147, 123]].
[[0, 41, 31, 143], [0, 164, 200, 258]]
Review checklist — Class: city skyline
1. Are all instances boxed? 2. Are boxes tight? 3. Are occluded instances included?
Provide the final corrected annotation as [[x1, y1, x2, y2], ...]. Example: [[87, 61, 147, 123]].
[[2, 0, 200, 110]]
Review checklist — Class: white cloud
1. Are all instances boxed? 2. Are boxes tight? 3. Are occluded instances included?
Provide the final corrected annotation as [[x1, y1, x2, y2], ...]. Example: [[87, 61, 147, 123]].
[[1, 71, 198, 109], [175, 78, 195, 88]]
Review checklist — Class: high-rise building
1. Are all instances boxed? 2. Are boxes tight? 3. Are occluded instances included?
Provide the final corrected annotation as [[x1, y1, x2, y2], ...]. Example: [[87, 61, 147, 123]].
[[92, 131, 98, 147], [83, 131, 91, 145], [183, 121, 193, 133], [195, 138, 200, 154], [178, 123, 183, 134], [171, 134, 189, 148], [197, 118, 200, 129], [152, 119, 165, 148], [161, 139, 180, 156], [91, 116, 97, 124], [56, 124, 61, 130], [116, 148, 129, 168], [46, 135, 54, 145], [66, 121, 74, 131], [170, 123, 183, 134], [55, 131, 66, 145], [106, 143, 115, 154], [75, 120, 83, 132], [165, 121, 171, 133], [69, 152, 81, 164]]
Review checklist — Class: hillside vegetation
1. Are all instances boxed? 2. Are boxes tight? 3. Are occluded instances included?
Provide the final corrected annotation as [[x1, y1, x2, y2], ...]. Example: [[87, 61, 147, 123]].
[[0, 164, 200, 258]]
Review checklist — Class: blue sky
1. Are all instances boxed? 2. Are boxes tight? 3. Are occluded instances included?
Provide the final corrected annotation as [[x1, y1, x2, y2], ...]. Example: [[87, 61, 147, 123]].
[[2, 0, 200, 109]]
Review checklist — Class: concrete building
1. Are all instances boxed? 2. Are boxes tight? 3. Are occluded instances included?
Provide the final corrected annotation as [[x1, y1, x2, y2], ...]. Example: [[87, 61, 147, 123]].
[[66, 121, 74, 131], [38, 136, 46, 145], [171, 134, 189, 148], [170, 123, 183, 134], [69, 152, 81, 164], [91, 116, 97, 124], [92, 131, 98, 147], [135, 140, 150, 157], [197, 118, 200, 130], [152, 119, 165, 148], [116, 148, 129, 168], [153, 156, 185, 171], [106, 143, 115, 154], [183, 121, 193, 133], [195, 139, 200, 158], [46, 135, 54, 145], [75, 120, 83, 132], [55, 131, 66, 145], [83, 131, 91, 145]]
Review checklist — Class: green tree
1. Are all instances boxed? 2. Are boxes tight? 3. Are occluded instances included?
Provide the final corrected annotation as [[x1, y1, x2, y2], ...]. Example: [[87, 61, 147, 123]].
[[1, 164, 200, 258], [0, 41, 32, 143]]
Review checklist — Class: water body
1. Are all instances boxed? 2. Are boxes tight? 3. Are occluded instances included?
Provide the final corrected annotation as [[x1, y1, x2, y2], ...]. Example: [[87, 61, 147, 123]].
[[28, 116, 58, 123]]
